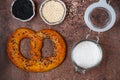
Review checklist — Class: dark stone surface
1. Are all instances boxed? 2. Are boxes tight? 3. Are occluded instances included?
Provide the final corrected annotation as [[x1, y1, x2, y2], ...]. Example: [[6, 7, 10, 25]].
[[0, 0, 120, 80]]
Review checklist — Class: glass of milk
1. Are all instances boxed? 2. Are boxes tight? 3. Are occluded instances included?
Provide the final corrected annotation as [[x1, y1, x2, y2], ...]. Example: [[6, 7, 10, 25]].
[[71, 39, 103, 74]]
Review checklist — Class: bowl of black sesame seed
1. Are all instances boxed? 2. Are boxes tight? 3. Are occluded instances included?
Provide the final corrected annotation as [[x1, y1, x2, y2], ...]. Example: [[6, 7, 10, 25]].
[[11, 0, 35, 22]]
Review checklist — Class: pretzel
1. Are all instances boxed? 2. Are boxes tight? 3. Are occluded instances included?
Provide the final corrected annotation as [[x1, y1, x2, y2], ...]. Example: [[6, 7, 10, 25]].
[[7, 28, 66, 72]]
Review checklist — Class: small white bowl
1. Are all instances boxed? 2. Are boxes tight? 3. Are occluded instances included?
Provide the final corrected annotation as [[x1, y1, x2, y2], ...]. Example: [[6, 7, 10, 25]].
[[11, 0, 35, 22], [39, 0, 67, 25]]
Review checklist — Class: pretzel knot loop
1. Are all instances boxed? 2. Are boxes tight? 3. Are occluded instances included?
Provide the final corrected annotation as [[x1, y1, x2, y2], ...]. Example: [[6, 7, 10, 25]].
[[7, 28, 66, 72]]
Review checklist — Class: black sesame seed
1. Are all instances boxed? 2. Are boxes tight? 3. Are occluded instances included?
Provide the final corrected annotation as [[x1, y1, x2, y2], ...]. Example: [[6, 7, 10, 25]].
[[12, 0, 34, 20]]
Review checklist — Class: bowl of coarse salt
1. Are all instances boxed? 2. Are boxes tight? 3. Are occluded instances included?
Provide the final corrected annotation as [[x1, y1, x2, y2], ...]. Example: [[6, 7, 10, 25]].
[[71, 40, 103, 74], [39, 0, 66, 25]]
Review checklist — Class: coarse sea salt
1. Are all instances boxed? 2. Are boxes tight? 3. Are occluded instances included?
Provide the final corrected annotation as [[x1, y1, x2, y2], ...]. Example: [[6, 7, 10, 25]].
[[72, 40, 102, 69]]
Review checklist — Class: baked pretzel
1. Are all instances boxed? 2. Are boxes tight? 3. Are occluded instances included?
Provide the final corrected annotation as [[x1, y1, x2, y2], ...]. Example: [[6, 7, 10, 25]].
[[7, 28, 66, 72]]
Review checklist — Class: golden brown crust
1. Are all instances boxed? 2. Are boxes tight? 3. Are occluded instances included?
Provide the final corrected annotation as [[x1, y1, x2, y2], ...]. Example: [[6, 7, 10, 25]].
[[7, 28, 66, 72]]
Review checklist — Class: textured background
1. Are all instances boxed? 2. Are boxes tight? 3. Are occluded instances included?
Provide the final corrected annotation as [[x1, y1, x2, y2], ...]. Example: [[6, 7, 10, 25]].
[[0, 0, 120, 80]]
